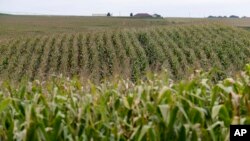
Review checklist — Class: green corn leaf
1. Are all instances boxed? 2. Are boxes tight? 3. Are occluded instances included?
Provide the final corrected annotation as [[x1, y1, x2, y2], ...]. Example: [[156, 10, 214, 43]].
[[122, 97, 130, 109], [212, 105, 223, 120], [158, 104, 170, 124], [0, 98, 11, 113], [138, 125, 151, 141]]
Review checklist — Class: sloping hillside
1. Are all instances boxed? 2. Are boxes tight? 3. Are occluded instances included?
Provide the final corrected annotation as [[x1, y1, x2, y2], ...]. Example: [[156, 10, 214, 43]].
[[0, 24, 250, 81]]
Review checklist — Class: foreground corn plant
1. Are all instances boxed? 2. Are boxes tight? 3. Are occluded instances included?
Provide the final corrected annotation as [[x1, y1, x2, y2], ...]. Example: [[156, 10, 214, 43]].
[[0, 64, 250, 141]]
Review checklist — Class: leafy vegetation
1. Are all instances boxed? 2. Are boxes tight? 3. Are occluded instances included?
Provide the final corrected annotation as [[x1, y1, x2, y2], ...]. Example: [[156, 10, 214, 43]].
[[0, 24, 250, 82], [1, 15, 250, 141], [0, 64, 250, 140]]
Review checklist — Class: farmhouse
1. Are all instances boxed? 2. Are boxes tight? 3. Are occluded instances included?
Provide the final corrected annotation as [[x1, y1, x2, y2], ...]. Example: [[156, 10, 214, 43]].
[[134, 13, 153, 18]]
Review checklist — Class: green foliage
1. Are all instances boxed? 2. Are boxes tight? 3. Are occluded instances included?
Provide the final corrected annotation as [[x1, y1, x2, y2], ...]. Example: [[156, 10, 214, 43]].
[[0, 64, 250, 140], [0, 24, 250, 82]]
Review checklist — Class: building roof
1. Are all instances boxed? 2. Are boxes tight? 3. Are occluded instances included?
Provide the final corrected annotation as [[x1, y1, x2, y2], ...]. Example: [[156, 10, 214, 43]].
[[134, 13, 152, 17]]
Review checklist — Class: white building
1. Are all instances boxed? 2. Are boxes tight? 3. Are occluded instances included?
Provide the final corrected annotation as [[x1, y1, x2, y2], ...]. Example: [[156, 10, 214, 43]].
[[92, 14, 107, 17]]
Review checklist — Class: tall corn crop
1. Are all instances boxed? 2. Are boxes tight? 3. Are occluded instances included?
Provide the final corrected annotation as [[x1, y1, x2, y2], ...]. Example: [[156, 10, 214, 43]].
[[0, 64, 250, 140], [0, 24, 250, 81]]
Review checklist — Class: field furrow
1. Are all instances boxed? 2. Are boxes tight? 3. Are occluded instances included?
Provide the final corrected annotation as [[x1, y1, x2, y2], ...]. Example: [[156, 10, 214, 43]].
[[127, 30, 148, 80], [29, 37, 49, 80], [111, 31, 130, 75], [77, 33, 89, 77], [17, 37, 41, 81], [103, 31, 117, 77], [37, 37, 54, 79], [86, 33, 100, 81]]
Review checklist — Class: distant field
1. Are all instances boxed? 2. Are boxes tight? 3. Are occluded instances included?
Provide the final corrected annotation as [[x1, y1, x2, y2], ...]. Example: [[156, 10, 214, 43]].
[[1, 15, 250, 41], [1, 24, 250, 82], [214, 18, 250, 27], [0, 15, 174, 41], [167, 17, 250, 27]]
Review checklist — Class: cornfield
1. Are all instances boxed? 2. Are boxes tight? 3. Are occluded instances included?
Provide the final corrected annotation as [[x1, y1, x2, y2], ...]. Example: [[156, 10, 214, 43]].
[[1, 23, 250, 140], [1, 24, 250, 82], [0, 64, 250, 140]]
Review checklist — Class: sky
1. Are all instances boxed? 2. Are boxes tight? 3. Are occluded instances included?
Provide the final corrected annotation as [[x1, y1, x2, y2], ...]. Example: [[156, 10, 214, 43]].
[[0, 0, 249, 17]]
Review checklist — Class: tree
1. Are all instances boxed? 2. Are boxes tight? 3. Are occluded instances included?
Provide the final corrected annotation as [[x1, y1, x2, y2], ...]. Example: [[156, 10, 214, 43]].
[[107, 12, 111, 17], [130, 13, 133, 17], [229, 15, 239, 18]]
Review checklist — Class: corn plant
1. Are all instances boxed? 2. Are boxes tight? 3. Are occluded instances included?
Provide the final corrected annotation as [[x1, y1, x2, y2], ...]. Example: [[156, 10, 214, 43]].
[[0, 64, 250, 140], [0, 25, 250, 81]]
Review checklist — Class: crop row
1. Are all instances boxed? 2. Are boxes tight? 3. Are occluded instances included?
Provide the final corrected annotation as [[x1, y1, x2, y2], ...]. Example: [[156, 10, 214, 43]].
[[0, 24, 250, 81]]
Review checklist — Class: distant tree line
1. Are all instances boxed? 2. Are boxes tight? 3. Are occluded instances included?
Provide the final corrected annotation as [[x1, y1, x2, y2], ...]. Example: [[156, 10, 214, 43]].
[[208, 15, 248, 19], [105, 12, 163, 18]]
